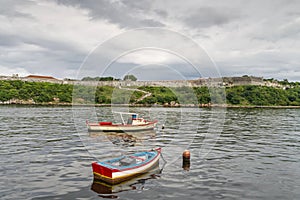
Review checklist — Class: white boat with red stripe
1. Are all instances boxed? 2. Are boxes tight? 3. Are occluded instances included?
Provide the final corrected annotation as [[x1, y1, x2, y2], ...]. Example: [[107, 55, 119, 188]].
[[86, 112, 158, 132]]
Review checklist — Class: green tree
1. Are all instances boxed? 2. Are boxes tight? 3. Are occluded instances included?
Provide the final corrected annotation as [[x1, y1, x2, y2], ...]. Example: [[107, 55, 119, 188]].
[[123, 74, 137, 81]]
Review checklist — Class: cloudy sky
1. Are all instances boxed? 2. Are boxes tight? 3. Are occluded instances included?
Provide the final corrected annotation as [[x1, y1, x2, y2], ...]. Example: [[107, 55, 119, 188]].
[[1, 0, 300, 81]]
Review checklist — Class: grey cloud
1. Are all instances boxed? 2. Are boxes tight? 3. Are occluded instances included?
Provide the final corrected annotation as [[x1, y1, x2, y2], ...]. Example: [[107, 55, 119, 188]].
[[119, 0, 153, 11], [0, 0, 34, 18], [23, 37, 81, 53], [183, 7, 240, 28], [0, 35, 85, 79], [278, 22, 300, 39], [153, 9, 168, 18], [2, 49, 83, 79], [140, 19, 165, 27], [0, 30, 84, 56], [1, 0, 300, 81], [55, 0, 165, 28], [0, 33, 20, 46]]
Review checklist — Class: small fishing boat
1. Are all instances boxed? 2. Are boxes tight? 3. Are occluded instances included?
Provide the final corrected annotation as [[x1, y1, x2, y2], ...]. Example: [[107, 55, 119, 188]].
[[91, 164, 161, 194], [86, 112, 158, 132], [92, 148, 161, 185]]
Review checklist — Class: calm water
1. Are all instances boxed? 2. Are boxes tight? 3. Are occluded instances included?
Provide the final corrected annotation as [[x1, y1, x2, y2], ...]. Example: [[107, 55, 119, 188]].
[[1, 106, 300, 199]]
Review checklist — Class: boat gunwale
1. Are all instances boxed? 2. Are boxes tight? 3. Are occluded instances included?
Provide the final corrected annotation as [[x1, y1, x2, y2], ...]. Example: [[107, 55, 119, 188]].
[[93, 160, 160, 185], [96, 150, 160, 172], [92, 148, 161, 184]]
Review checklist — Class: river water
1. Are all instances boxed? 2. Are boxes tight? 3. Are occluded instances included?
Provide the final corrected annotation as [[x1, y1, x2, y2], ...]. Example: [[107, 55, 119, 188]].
[[1, 106, 300, 199]]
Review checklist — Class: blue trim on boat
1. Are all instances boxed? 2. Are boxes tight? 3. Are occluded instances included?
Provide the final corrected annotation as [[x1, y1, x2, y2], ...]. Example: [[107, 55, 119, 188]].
[[97, 151, 158, 170]]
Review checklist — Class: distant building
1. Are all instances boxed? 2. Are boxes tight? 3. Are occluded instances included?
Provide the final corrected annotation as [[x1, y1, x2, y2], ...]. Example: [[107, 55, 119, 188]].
[[26, 75, 58, 80], [22, 75, 62, 84]]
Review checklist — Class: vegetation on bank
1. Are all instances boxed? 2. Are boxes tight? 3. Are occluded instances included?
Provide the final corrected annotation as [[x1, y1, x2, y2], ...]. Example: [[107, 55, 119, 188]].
[[134, 85, 300, 106], [0, 80, 300, 106], [81, 75, 137, 81], [81, 77, 120, 81], [0, 80, 73, 103], [226, 85, 300, 106]]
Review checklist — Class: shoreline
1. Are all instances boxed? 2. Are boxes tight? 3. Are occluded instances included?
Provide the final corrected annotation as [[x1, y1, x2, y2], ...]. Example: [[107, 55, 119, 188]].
[[1, 102, 300, 109]]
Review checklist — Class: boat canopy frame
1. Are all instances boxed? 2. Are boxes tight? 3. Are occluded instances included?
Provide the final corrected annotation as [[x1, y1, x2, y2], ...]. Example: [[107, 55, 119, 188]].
[[113, 111, 139, 125]]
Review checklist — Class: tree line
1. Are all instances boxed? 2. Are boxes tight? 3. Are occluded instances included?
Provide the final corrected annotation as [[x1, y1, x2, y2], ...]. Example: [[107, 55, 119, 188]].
[[0, 80, 72, 103], [0, 80, 300, 106], [81, 75, 137, 81]]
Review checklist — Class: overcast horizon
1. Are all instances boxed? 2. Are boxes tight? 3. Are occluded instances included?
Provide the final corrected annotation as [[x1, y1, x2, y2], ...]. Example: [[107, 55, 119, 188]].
[[1, 0, 300, 81]]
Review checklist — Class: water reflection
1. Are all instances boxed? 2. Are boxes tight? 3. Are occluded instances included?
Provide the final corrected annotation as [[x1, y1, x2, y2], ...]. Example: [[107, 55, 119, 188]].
[[89, 130, 156, 147], [91, 164, 161, 198], [182, 158, 190, 171]]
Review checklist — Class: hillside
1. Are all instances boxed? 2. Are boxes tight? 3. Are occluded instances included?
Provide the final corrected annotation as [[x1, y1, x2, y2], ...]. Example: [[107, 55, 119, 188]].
[[0, 80, 300, 106]]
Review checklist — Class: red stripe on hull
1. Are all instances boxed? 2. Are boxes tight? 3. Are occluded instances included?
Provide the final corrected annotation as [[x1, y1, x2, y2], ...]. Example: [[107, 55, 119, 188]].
[[93, 161, 159, 185], [92, 162, 120, 178]]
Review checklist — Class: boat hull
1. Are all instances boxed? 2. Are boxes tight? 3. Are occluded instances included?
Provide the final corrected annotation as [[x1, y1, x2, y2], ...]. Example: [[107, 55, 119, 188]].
[[91, 164, 160, 194], [92, 148, 161, 184], [87, 121, 157, 132]]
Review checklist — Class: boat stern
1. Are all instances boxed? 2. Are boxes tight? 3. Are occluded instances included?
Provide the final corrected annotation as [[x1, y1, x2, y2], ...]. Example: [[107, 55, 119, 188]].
[[92, 162, 119, 184]]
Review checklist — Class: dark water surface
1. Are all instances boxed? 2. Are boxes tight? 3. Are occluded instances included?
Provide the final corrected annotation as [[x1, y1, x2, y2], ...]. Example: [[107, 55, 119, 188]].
[[1, 106, 300, 199]]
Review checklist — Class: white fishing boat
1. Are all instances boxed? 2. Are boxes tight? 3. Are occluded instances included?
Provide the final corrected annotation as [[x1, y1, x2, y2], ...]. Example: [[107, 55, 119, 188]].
[[86, 112, 158, 132]]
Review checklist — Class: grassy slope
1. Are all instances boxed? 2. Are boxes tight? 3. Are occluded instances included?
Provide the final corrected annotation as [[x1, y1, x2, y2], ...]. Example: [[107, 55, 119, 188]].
[[1, 80, 300, 106]]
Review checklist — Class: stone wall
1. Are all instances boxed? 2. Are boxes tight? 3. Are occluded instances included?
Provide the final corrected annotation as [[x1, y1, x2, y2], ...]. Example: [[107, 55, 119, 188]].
[[222, 76, 264, 86], [0, 75, 267, 88]]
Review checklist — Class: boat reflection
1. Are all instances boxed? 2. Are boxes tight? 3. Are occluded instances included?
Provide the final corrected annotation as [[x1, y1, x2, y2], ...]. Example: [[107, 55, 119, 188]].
[[89, 130, 156, 147], [91, 164, 161, 197]]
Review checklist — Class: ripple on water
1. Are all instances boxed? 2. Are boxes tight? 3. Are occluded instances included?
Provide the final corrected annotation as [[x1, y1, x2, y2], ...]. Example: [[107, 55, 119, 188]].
[[1, 106, 300, 199]]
